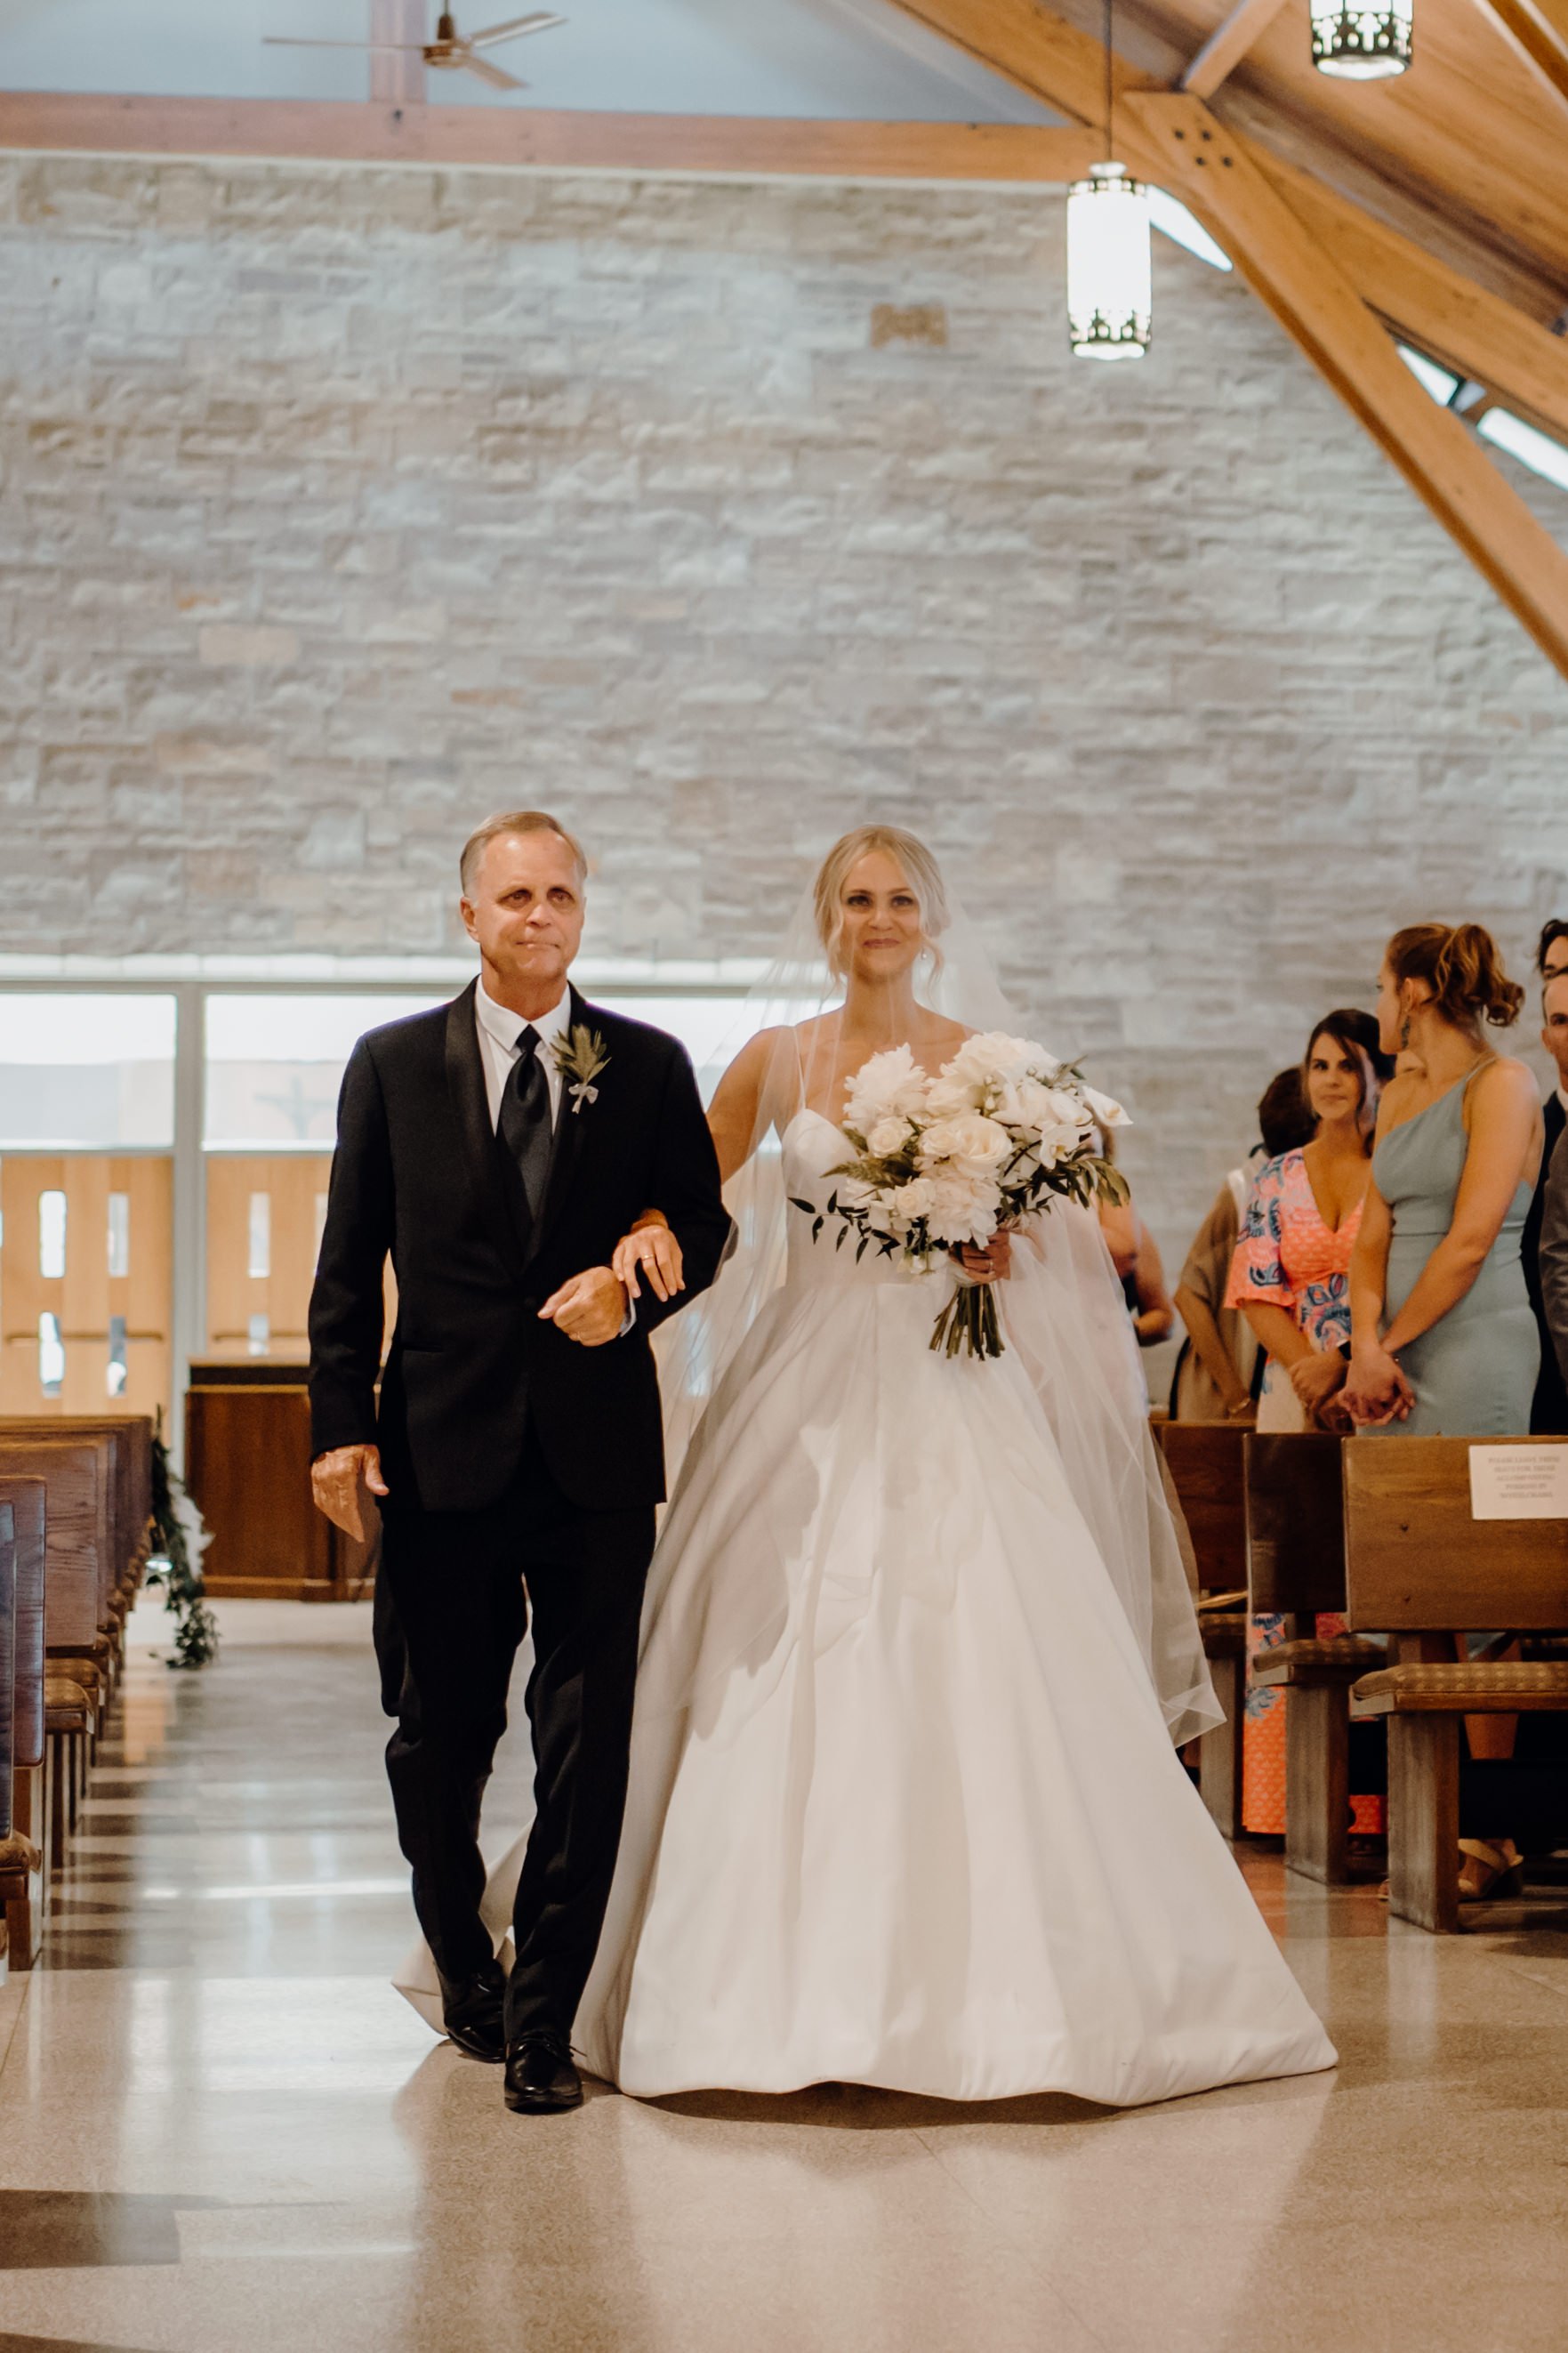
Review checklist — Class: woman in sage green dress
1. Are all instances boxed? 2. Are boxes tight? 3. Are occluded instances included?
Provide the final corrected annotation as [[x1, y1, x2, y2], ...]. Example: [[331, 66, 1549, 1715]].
[[1341, 923, 1541, 1899], [1343, 923, 1540, 1438]]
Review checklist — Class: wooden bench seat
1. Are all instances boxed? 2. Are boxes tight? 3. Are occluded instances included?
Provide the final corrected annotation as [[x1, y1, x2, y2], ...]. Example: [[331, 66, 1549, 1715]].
[[1344, 1434, 1568, 1931], [1157, 1422, 1249, 1838], [0, 1474, 47, 1966]]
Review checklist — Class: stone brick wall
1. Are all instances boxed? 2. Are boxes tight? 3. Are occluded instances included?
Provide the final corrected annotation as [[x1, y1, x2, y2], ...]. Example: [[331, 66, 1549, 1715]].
[[4, 151, 1567, 1274]]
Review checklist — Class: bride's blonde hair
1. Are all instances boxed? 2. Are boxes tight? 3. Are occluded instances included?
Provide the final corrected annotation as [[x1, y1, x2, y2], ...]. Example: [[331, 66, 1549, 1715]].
[[812, 825, 950, 979]]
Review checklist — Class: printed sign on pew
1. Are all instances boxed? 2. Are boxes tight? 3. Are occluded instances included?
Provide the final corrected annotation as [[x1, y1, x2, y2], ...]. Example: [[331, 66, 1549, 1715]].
[[1468, 1443, 1568, 1520]]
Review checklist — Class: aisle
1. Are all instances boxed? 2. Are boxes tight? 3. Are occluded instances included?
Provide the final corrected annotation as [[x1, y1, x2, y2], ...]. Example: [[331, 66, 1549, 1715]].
[[2, 1601, 1566, 2353]]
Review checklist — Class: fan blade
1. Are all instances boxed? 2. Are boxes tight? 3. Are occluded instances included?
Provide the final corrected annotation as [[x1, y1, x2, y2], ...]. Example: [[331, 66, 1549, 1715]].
[[469, 11, 565, 47], [461, 48, 526, 86], [261, 37, 426, 48]]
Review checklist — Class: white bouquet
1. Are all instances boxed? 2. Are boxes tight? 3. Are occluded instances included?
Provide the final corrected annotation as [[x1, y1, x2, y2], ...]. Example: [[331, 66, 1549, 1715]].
[[792, 1033, 1130, 1360]]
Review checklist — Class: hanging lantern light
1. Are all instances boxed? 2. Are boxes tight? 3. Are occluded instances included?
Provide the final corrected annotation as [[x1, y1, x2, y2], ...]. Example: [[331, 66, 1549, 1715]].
[[1067, 164, 1152, 360], [1067, 0, 1152, 362], [1309, 0, 1412, 77]]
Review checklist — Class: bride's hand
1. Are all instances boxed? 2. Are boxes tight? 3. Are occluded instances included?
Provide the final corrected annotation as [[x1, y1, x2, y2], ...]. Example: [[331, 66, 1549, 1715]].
[[954, 1233, 1013, 1285], [613, 1213, 685, 1303]]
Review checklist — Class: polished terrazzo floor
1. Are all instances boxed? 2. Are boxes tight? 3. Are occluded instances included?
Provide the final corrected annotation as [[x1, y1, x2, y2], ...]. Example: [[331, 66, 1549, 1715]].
[[2, 1600, 1567, 2353]]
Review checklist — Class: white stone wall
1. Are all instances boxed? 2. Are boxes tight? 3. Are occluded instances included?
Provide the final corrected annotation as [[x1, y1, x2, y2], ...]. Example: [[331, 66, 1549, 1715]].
[[3, 152, 1567, 1273]]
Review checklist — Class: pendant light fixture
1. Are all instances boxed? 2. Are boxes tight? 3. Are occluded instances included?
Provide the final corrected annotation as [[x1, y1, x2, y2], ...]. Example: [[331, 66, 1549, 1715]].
[[1066, 0, 1152, 361], [1309, 0, 1412, 77]]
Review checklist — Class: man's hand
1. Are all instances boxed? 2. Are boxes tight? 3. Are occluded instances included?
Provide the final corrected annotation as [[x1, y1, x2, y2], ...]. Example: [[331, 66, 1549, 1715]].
[[310, 1443, 389, 1541], [540, 1266, 631, 1348]]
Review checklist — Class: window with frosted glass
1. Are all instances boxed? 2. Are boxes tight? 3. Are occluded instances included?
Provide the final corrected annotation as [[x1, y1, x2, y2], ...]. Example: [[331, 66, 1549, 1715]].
[[0, 994, 176, 1147], [203, 996, 446, 1149]]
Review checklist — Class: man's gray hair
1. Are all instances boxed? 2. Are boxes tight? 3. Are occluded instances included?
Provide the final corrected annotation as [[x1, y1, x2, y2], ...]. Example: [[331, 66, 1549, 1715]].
[[459, 810, 588, 896]]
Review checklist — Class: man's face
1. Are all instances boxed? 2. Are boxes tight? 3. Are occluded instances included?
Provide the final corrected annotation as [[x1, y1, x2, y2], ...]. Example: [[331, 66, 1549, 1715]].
[[1543, 973, 1568, 1084], [460, 832, 584, 999]]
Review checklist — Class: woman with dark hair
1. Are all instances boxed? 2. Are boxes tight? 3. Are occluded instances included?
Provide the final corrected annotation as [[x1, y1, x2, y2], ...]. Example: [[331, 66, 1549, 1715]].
[[1223, 1014, 1391, 1836], [1170, 1069, 1314, 1425], [1226, 1011, 1393, 1434], [1343, 924, 1540, 1436]]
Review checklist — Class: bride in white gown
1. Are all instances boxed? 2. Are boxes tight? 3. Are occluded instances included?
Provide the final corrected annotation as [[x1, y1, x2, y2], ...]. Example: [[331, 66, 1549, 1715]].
[[399, 825, 1335, 2107], [572, 826, 1335, 2107]]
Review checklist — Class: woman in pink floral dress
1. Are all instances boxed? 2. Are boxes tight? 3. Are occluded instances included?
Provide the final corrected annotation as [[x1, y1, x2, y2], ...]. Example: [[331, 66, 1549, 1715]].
[[1225, 1009, 1393, 1835]]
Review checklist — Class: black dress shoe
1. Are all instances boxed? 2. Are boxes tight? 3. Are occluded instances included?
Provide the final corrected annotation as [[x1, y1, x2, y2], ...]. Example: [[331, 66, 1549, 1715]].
[[503, 2032, 583, 2114], [440, 1966, 506, 2064]]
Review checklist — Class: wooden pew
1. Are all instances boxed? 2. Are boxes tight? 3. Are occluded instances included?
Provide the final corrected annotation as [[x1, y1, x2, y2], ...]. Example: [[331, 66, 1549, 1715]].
[[1245, 1433, 1386, 1885], [0, 1475, 46, 1966], [1345, 1435, 1568, 1931], [1157, 1422, 1250, 1839], [0, 1436, 113, 1855], [0, 1418, 155, 1685]]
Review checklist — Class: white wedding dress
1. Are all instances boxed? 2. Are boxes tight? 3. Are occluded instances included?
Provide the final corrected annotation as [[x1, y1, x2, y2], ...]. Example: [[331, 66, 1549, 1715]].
[[563, 1108, 1337, 2107]]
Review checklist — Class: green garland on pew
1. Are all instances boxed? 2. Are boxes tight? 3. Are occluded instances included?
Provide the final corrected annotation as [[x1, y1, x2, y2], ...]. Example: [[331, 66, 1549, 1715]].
[[146, 1416, 220, 1672]]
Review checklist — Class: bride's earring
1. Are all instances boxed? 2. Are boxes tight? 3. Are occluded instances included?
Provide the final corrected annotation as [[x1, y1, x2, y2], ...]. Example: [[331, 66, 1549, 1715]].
[[1398, 1013, 1411, 1051]]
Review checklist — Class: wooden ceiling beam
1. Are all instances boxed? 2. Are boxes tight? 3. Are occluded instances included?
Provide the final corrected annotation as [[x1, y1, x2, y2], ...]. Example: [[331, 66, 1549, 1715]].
[[369, 0, 428, 109], [887, 1, 1568, 437], [1179, 0, 1291, 98], [1122, 92, 1568, 681], [0, 91, 1101, 182], [1471, 0, 1568, 115]]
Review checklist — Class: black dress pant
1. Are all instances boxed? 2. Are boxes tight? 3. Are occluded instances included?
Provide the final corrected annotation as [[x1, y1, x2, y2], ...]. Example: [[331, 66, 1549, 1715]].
[[374, 1423, 655, 2043]]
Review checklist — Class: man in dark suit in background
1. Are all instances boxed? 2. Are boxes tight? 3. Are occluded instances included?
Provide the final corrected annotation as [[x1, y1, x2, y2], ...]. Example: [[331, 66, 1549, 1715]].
[[1523, 924, 1568, 1431], [308, 811, 730, 2115]]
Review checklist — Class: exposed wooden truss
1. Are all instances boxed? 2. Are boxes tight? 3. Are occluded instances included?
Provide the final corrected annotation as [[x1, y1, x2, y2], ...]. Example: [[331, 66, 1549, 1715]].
[[0, 92, 1099, 184], [1179, 0, 1290, 96], [888, 0, 1568, 677], [1125, 92, 1568, 677], [369, 0, 428, 108], [1471, 0, 1568, 111]]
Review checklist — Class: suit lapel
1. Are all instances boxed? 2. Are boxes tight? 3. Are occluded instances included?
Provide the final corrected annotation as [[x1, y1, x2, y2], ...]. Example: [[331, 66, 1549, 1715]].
[[444, 982, 525, 1276], [527, 984, 596, 1270]]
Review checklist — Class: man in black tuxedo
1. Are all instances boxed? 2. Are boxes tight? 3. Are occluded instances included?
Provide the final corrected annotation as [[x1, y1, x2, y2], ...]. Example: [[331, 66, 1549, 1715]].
[[1524, 943, 1568, 1433], [308, 811, 730, 2114]]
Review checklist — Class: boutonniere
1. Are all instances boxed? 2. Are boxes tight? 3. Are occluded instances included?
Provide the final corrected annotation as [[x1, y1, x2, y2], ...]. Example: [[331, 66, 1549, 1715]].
[[552, 1024, 611, 1116]]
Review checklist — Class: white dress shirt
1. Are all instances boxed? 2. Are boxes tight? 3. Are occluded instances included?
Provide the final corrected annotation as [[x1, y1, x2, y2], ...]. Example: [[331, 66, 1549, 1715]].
[[474, 976, 634, 1332], [474, 977, 573, 1132]]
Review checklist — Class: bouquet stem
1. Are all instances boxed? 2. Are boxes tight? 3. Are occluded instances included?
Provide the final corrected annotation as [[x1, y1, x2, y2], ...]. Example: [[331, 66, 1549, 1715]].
[[929, 1277, 1004, 1361]]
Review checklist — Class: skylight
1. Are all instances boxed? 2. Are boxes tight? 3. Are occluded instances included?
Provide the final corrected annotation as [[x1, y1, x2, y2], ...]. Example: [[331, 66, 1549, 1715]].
[[1477, 407, 1568, 494], [1396, 343, 1460, 404], [1147, 189, 1231, 271]]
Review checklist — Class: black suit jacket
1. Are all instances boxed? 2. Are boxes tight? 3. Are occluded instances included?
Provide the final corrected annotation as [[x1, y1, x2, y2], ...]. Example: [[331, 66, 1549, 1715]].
[[308, 982, 731, 1513], [1524, 1087, 1568, 1433]]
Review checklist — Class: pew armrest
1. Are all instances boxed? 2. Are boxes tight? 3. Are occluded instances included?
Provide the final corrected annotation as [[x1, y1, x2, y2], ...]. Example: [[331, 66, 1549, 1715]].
[[1352, 1662, 1568, 1715]]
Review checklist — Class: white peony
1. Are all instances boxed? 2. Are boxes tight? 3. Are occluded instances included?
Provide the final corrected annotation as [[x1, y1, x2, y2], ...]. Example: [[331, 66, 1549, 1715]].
[[919, 1112, 1013, 1178], [844, 1045, 931, 1136], [945, 1031, 1041, 1091], [865, 1115, 913, 1159], [923, 1172, 1002, 1245]]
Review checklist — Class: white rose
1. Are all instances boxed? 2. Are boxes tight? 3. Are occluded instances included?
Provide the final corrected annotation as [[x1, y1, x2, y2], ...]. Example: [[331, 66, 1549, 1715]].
[[866, 1115, 913, 1159], [920, 1112, 1013, 1178], [924, 1075, 977, 1119], [889, 1176, 937, 1225]]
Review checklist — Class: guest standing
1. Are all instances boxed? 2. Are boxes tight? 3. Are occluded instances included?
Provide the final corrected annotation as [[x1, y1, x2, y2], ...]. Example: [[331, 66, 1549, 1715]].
[[1343, 925, 1540, 1436], [1227, 1013, 1391, 1434], [1170, 1069, 1313, 1424], [1521, 963, 1568, 1431], [1224, 1014, 1390, 1836]]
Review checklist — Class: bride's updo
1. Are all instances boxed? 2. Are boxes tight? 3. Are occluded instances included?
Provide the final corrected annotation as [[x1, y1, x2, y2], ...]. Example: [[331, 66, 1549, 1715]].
[[812, 824, 950, 979]]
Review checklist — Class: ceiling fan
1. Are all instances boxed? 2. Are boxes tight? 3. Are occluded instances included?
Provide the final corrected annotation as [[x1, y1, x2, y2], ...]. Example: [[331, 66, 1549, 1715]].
[[264, 10, 566, 93]]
